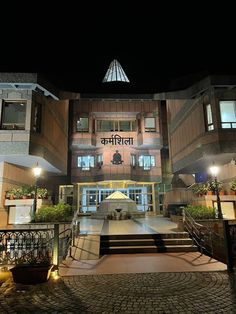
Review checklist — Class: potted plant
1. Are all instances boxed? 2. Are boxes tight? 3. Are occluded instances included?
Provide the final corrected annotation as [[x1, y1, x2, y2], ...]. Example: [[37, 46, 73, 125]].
[[192, 183, 208, 196], [229, 179, 236, 194], [21, 185, 33, 199], [207, 179, 223, 195], [10, 253, 53, 285], [5, 188, 16, 200], [37, 188, 48, 199]]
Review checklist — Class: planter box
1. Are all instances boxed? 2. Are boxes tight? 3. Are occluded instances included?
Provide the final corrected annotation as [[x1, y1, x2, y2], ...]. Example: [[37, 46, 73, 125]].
[[10, 264, 53, 284]]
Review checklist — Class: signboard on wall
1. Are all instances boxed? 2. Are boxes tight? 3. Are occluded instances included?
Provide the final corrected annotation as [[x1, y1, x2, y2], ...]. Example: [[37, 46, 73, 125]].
[[101, 134, 133, 145]]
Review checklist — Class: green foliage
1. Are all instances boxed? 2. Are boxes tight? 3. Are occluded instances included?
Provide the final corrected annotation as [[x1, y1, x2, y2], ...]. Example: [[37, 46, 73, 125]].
[[192, 183, 208, 195], [21, 185, 32, 197], [207, 179, 223, 192], [5, 185, 49, 199], [229, 179, 236, 191], [5, 187, 18, 199], [37, 188, 48, 198], [185, 205, 215, 219], [35, 203, 74, 222]]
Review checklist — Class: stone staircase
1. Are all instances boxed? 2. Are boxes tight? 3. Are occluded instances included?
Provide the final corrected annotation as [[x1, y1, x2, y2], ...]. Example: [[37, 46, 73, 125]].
[[100, 232, 198, 255]]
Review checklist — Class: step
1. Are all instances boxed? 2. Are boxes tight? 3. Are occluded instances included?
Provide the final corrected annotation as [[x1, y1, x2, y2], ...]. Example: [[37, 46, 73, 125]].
[[101, 238, 194, 247], [100, 245, 198, 254], [101, 233, 189, 240]]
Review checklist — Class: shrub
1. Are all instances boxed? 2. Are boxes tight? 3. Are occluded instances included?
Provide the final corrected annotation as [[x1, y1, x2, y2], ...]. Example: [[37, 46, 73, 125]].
[[184, 205, 215, 219], [35, 203, 74, 222]]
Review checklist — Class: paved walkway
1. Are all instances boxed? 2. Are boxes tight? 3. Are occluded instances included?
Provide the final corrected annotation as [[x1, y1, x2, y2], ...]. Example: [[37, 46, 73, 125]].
[[1, 271, 236, 313], [60, 252, 227, 276]]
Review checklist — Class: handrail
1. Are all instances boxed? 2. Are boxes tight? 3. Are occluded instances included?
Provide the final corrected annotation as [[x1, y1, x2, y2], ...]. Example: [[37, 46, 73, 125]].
[[183, 209, 219, 257], [183, 211, 206, 254]]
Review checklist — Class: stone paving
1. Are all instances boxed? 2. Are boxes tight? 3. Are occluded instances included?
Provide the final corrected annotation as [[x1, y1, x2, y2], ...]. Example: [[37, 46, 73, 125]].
[[1, 271, 236, 313]]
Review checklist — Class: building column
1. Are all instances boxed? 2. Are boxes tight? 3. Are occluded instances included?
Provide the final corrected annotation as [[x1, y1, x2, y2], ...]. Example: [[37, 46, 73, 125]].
[[152, 183, 157, 214]]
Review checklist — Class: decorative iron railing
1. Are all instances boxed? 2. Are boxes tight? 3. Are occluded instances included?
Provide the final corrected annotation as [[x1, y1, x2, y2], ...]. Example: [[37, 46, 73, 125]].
[[0, 220, 80, 267], [183, 209, 226, 263], [0, 228, 54, 265]]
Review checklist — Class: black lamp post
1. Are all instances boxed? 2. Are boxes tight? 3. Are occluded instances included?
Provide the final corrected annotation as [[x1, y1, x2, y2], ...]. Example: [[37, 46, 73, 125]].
[[32, 162, 42, 222], [209, 165, 223, 219]]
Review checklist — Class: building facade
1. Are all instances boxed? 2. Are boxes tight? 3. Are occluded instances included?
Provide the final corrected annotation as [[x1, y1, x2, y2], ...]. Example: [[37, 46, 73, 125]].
[[161, 75, 236, 215], [63, 96, 164, 214], [0, 73, 69, 226], [164, 76, 236, 177], [2, 73, 236, 225]]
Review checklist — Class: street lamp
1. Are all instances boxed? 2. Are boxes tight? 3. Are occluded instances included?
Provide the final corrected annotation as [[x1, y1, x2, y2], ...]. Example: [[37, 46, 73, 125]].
[[209, 165, 223, 219], [32, 162, 42, 222]]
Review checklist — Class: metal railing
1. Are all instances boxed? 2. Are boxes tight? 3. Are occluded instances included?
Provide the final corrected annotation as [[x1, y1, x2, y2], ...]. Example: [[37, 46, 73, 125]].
[[0, 228, 54, 265], [183, 209, 225, 262], [0, 219, 80, 268]]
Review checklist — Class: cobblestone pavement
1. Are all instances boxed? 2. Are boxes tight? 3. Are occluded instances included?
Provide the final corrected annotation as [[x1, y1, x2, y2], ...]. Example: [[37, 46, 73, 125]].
[[1, 271, 236, 313]]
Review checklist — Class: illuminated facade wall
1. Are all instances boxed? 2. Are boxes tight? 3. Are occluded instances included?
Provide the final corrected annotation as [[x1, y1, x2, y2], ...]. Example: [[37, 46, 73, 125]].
[[69, 97, 163, 213]]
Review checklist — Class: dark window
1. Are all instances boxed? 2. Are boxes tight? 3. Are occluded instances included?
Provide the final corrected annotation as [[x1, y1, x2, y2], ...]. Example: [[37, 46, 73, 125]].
[[144, 117, 156, 132], [130, 154, 136, 167], [76, 117, 89, 132], [97, 120, 114, 131], [33, 102, 42, 133], [1, 101, 26, 130], [97, 120, 136, 132], [205, 104, 214, 131], [137, 118, 141, 133], [97, 154, 103, 168]]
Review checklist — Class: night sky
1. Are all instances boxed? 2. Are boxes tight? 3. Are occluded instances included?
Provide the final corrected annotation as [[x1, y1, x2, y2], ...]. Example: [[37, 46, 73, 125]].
[[1, 2, 236, 93]]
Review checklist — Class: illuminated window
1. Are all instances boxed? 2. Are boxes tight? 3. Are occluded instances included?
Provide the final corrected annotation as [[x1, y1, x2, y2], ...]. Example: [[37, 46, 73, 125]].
[[78, 156, 95, 170], [220, 101, 236, 128], [138, 155, 155, 170], [205, 104, 214, 131], [1, 101, 26, 130], [86, 190, 97, 205], [76, 117, 89, 132], [144, 117, 156, 132], [129, 189, 142, 204]]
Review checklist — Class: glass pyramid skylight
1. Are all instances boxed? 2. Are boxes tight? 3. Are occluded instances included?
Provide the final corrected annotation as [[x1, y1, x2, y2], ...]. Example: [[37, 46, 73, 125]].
[[103, 59, 130, 83], [106, 191, 130, 199]]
